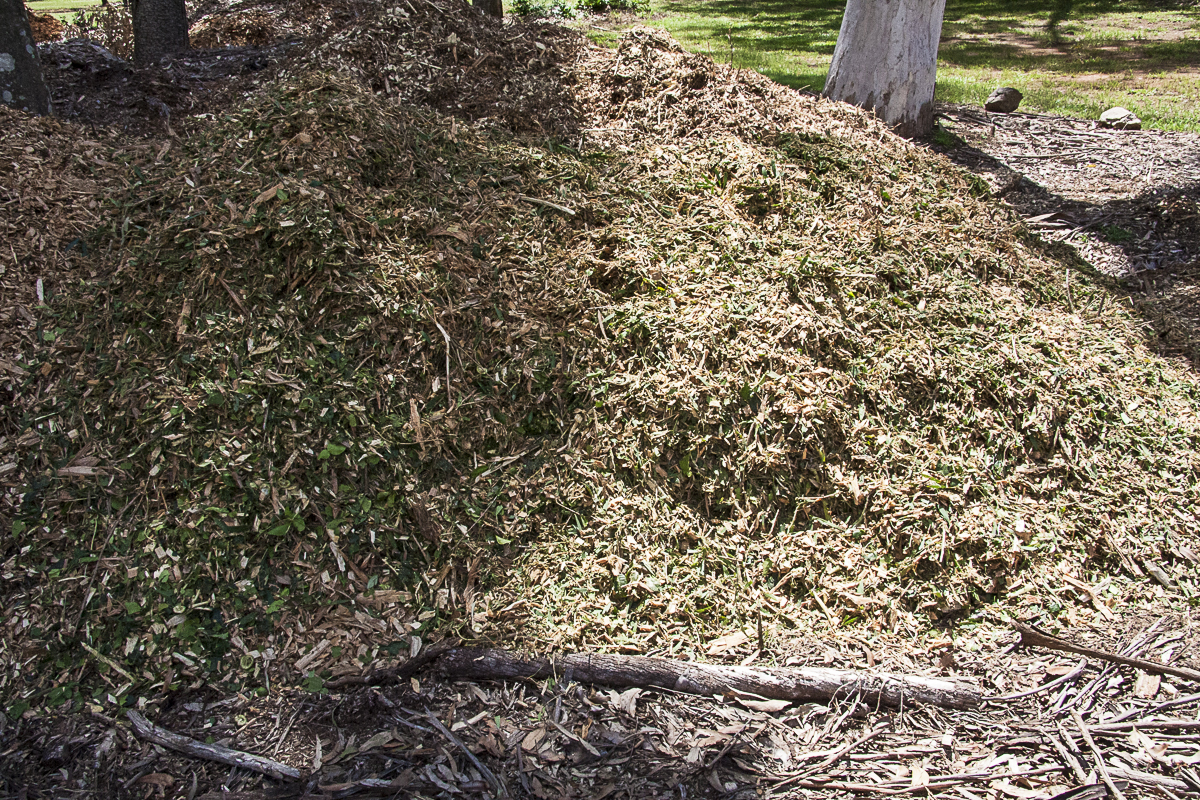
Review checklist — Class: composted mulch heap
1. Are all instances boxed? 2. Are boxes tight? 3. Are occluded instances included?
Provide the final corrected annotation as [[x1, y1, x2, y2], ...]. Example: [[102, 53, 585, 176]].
[[2, 0, 1199, 797]]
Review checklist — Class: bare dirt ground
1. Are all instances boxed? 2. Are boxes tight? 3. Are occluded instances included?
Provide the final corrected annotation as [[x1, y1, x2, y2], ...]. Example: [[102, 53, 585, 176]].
[[3, 5, 1200, 799]]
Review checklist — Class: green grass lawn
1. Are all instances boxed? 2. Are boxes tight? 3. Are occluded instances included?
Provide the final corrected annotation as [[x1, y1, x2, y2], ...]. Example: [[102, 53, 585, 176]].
[[26, 0, 103, 22], [587, 0, 1200, 132]]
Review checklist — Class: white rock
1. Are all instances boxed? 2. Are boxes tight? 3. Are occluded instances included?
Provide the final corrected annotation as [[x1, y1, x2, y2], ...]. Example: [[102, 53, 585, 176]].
[[1099, 107, 1141, 130]]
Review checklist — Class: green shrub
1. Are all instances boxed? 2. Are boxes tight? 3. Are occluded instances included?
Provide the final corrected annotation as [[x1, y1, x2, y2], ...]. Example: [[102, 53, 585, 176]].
[[511, 0, 578, 18], [577, 0, 644, 11]]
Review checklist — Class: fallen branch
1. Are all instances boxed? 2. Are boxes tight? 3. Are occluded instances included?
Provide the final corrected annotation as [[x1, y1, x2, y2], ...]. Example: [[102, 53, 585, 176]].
[[126, 710, 301, 781], [1013, 622, 1200, 683], [326, 640, 456, 688], [437, 648, 981, 709]]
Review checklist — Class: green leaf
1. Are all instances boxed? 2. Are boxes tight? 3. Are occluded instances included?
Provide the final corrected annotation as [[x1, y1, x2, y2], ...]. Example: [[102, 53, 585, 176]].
[[495, 535, 512, 545], [266, 523, 291, 537], [276, 189, 289, 201], [678, 454, 691, 477], [11, 521, 26, 536], [124, 601, 141, 615]]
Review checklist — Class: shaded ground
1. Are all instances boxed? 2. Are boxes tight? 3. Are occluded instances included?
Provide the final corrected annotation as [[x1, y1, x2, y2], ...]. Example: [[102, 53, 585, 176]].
[[2, 614, 1199, 799]]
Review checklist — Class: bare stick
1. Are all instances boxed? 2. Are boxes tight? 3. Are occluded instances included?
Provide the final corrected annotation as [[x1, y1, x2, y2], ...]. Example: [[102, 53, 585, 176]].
[[216, 275, 251, 318], [1107, 692, 1200, 724], [434, 320, 452, 409], [126, 711, 301, 781], [425, 711, 506, 798], [518, 194, 576, 216], [1071, 709, 1125, 800], [1014, 622, 1200, 682], [81, 641, 137, 685]]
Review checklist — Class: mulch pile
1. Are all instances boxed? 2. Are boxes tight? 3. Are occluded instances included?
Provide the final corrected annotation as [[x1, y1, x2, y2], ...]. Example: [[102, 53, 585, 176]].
[[27, 11, 65, 44], [2, 0, 1200, 797]]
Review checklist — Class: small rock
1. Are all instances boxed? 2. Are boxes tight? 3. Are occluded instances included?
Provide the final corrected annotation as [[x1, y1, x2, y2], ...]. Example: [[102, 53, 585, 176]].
[[1100, 107, 1141, 130], [984, 87, 1022, 113]]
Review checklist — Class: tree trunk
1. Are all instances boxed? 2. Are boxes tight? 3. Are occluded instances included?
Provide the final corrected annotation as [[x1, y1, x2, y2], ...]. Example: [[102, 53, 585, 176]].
[[473, 0, 502, 19], [439, 648, 982, 710], [131, 0, 189, 65], [823, 0, 947, 139], [0, 0, 52, 116]]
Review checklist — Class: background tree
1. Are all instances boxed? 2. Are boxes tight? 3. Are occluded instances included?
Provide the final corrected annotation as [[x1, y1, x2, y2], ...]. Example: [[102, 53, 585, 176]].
[[0, 0, 52, 115], [473, 0, 502, 18], [823, 0, 948, 138], [131, 0, 189, 64]]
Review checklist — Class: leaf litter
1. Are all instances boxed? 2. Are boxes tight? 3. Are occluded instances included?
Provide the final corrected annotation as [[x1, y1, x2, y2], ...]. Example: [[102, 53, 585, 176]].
[[1, 0, 1200, 795]]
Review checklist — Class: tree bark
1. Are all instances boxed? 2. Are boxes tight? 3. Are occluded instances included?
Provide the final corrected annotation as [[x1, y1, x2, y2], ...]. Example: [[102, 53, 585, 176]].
[[473, 0, 503, 19], [823, 0, 947, 139], [130, 0, 189, 65], [0, 0, 52, 116], [439, 648, 982, 710]]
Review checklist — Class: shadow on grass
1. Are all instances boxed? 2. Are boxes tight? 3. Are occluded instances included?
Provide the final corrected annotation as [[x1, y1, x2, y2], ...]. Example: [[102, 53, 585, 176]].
[[939, 36, 1200, 74], [660, 0, 1200, 78]]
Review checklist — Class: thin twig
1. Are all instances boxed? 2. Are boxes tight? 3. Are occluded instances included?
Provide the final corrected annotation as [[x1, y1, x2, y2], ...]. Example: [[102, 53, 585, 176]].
[[1071, 709, 1125, 800], [216, 275, 251, 318], [434, 320, 452, 409], [1107, 692, 1200, 724], [986, 659, 1088, 702], [81, 642, 137, 685], [773, 724, 887, 789], [126, 711, 301, 780], [517, 194, 575, 216], [1047, 724, 1087, 784]]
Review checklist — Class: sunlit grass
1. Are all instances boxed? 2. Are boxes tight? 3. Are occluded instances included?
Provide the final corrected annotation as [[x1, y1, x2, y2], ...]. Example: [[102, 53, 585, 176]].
[[581, 0, 1200, 132]]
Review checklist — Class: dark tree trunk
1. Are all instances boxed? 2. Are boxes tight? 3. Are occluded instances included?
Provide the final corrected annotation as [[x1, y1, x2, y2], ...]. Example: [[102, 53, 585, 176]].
[[473, 0, 502, 19], [131, 0, 189, 65], [0, 0, 52, 115], [823, 0, 947, 138]]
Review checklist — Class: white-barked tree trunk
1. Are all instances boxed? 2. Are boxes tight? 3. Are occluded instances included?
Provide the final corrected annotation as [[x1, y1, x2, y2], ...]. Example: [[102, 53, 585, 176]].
[[823, 0, 947, 138]]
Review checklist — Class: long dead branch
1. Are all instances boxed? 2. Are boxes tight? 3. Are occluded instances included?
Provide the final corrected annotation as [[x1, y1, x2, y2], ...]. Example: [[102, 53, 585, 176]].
[[437, 647, 981, 709], [1014, 622, 1200, 682], [126, 710, 301, 780]]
